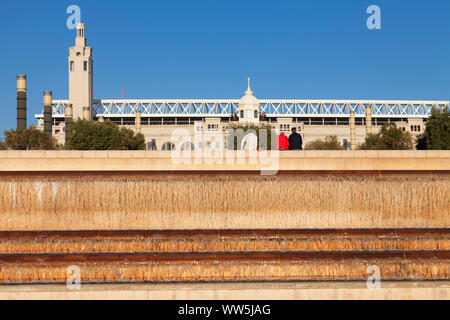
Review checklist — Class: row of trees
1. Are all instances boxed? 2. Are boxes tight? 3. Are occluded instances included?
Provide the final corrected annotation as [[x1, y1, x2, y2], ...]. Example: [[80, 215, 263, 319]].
[[0, 120, 145, 151], [305, 125, 415, 150], [305, 107, 449, 150]]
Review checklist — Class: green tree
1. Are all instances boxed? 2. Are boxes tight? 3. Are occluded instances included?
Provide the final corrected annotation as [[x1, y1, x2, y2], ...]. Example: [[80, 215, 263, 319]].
[[358, 133, 380, 150], [119, 127, 146, 150], [3, 126, 57, 150], [359, 124, 413, 150], [416, 134, 427, 150], [226, 124, 274, 150], [416, 107, 450, 150], [68, 120, 145, 150], [305, 135, 343, 150], [0, 141, 6, 150]]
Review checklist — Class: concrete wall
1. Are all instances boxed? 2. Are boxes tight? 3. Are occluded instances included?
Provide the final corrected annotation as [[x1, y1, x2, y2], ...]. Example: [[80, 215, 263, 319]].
[[0, 282, 448, 300], [0, 150, 449, 172]]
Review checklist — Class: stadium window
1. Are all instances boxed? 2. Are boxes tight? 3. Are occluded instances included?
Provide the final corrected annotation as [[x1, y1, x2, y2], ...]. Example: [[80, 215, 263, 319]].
[[84, 61, 87, 71], [240, 111, 244, 118], [70, 61, 74, 72], [254, 111, 258, 118], [147, 139, 157, 151], [208, 124, 218, 132], [343, 139, 349, 150], [162, 142, 174, 151]]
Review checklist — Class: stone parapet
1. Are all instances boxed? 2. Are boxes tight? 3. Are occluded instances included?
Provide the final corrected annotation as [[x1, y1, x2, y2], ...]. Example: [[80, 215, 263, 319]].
[[0, 282, 448, 300], [0, 150, 449, 172]]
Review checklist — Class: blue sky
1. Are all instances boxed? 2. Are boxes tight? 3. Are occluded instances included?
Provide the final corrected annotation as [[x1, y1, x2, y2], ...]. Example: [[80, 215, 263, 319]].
[[1, 0, 450, 139]]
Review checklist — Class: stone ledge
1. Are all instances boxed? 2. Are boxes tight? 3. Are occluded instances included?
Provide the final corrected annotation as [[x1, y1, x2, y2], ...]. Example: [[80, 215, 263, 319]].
[[0, 282, 448, 300], [0, 150, 448, 159], [0, 150, 448, 172]]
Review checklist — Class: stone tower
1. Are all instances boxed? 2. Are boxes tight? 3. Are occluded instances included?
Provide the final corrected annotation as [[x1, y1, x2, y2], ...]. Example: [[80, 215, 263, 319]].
[[69, 23, 93, 120]]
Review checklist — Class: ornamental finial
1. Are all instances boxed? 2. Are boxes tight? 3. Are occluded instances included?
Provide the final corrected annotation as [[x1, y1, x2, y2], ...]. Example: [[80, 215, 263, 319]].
[[246, 77, 253, 95]]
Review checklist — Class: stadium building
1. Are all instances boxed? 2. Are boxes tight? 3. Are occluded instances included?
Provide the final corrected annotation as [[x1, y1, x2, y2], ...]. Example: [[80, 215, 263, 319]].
[[34, 24, 449, 150]]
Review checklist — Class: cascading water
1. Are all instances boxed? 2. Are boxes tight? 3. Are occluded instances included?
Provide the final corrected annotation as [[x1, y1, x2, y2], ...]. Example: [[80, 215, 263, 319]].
[[0, 176, 448, 231], [0, 174, 448, 284]]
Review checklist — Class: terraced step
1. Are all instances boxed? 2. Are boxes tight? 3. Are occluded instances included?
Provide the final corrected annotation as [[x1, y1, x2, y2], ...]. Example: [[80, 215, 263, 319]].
[[1, 229, 447, 284], [0, 251, 448, 283], [0, 229, 448, 254]]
